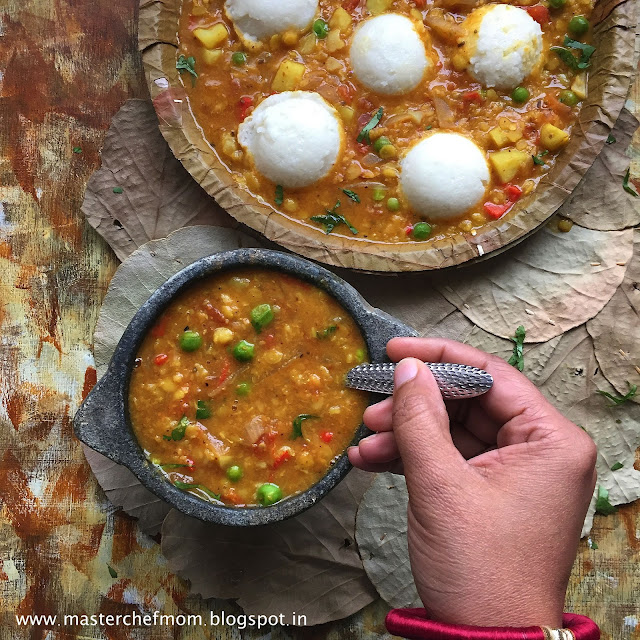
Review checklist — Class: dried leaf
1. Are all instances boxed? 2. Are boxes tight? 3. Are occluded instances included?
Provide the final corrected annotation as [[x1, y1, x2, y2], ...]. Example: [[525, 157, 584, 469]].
[[82, 446, 171, 536], [437, 225, 633, 342], [355, 473, 421, 609], [560, 109, 640, 230], [587, 231, 640, 402], [81, 99, 237, 261], [466, 325, 640, 536], [161, 470, 378, 626]]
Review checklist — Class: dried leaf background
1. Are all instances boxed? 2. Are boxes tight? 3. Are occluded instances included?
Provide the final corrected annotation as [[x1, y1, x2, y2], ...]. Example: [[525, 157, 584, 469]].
[[88, 225, 377, 623], [81, 99, 640, 616]]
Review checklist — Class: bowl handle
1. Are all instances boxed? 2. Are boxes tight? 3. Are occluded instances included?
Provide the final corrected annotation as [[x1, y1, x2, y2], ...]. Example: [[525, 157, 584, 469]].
[[362, 307, 418, 361], [73, 371, 130, 467]]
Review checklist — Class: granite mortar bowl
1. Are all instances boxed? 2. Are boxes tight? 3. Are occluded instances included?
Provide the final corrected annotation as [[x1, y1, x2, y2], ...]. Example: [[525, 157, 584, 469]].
[[73, 248, 417, 526]]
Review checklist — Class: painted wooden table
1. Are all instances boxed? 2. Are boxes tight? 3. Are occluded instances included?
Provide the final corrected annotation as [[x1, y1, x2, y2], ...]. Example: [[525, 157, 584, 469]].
[[0, 1, 638, 638]]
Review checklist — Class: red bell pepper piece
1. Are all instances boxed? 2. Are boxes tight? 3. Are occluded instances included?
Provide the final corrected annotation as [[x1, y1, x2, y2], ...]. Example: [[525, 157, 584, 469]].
[[505, 184, 523, 202], [483, 202, 512, 219], [525, 5, 550, 24], [462, 90, 483, 104], [273, 450, 292, 469], [217, 358, 231, 385], [154, 353, 168, 366], [320, 431, 334, 443], [236, 96, 254, 122]]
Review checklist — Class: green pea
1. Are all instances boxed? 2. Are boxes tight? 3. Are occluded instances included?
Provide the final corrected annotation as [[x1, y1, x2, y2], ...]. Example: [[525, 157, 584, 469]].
[[412, 222, 432, 241], [227, 465, 243, 482], [256, 483, 282, 506], [233, 339, 255, 362], [250, 303, 274, 332], [511, 86, 530, 103], [179, 330, 202, 352], [373, 136, 392, 153], [559, 90, 579, 107], [372, 187, 386, 202], [313, 19, 329, 38], [548, 0, 566, 8], [355, 348, 366, 363], [568, 16, 589, 37], [387, 197, 400, 212], [231, 51, 247, 66], [236, 382, 252, 396]]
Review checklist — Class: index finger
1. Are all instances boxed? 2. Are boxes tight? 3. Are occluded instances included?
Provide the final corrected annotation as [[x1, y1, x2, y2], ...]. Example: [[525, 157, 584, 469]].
[[387, 337, 555, 426]]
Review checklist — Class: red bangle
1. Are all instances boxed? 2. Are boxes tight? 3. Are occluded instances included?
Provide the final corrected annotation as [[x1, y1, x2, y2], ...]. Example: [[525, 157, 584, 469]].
[[385, 609, 600, 640]]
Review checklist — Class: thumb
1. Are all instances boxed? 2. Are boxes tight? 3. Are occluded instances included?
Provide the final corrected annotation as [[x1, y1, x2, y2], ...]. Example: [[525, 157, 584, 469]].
[[392, 358, 468, 486]]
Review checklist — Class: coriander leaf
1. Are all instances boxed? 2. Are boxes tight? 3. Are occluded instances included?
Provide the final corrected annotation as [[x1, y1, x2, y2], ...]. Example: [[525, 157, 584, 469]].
[[597, 381, 637, 406], [165, 415, 190, 441], [588, 539, 598, 550], [606, 134, 616, 144], [551, 47, 580, 71], [275, 184, 284, 206], [342, 188, 360, 203], [107, 564, 118, 578], [160, 463, 190, 470], [291, 414, 320, 440], [176, 54, 198, 87], [532, 150, 549, 166], [425, 125, 433, 130], [564, 36, 596, 64], [173, 481, 221, 501], [73, 146, 82, 154], [507, 325, 526, 372], [623, 168, 639, 197], [595, 485, 617, 516], [316, 325, 337, 339], [112, 186, 123, 194], [357, 106, 383, 144], [611, 462, 624, 471], [311, 201, 358, 235], [196, 400, 211, 420]]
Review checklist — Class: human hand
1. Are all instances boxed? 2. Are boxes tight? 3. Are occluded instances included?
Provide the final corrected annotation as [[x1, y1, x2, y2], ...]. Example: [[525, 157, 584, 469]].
[[348, 338, 597, 628]]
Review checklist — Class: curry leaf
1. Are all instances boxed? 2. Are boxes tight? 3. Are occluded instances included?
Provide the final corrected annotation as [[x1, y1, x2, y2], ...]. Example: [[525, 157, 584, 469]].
[[164, 415, 189, 441], [107, 564, 118, 578], [611, 462, 624, 471], [73, 146, 83, 154], [316, 325, 337, 339], [623, 168, 638, 197], [595, 485, 617, 516], [606, 134, 616, 144], [112, 186, 123, 194], [507, 325, 526, 371], [160, 463, 190, 470], [311, 201, 358, 235], [275, 184, 284, 206], [597, 382, 637, 406], [291, 414, 320, 440], [357, 107, 383, 144], [173, 481, 221, 501], [342, 189, 360, 204]]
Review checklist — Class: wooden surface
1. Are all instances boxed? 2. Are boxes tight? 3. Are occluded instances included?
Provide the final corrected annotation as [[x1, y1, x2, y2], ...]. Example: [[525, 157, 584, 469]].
[[0, 1, 638, 638]]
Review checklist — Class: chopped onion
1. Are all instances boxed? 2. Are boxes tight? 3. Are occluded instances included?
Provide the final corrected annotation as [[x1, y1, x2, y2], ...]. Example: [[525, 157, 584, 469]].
[[385, 111, 425, 126], [361, 153, 381, 167], [433, 97, 455, 129]]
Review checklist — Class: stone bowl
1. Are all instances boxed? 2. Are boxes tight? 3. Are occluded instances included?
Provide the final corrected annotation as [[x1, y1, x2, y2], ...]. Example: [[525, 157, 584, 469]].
[[73, 248, 416, 526]]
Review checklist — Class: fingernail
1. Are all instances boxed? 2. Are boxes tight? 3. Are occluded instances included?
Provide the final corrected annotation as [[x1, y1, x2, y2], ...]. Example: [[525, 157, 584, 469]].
[[395, 358, 419, 388]]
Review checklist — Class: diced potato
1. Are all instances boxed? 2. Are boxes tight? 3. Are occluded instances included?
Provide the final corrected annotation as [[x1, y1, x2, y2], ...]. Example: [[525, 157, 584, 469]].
[[213, 327, 234, 345], [325, 56, 342, 73], [488, 127, 523, 148], [298, 32, 316, 54], [540, 123, 570, 151], [366, 0, 393, 15], [451, 53, 467, 72], [489, 149, 532, 183], [193, 24, 228, 49], [571, 73, 587, 100], [338, 105, 355, 123], [272, 59, 306, 92], [282, 30, 299, 46], [201, 48, 223, 65], [325, 29, 345, 52], [329, 7, 352, 32]]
